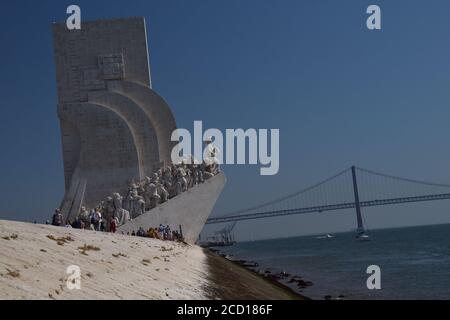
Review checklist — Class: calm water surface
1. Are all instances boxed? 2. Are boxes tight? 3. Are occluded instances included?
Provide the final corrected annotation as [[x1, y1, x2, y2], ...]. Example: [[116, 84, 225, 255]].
[[217, 224, 450, 299]]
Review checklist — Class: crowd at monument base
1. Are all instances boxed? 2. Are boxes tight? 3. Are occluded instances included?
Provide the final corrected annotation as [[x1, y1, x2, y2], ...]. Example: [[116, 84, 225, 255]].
[[51, 156, 220, 241]]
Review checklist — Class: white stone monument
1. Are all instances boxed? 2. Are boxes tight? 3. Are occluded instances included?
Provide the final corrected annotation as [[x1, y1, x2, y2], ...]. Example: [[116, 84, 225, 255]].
[[52, 17, 177, 222]]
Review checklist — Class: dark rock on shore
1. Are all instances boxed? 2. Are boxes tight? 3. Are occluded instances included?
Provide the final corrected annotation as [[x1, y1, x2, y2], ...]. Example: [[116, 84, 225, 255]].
[[288, 277, 313, 288], [324, 294, 346, 300], [236, 259, 259, 268]]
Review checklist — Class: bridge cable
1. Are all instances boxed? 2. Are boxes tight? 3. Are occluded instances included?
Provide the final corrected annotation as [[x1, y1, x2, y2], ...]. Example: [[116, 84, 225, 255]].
[[216, 167, 352, 218], [356, 167, 450, 189]]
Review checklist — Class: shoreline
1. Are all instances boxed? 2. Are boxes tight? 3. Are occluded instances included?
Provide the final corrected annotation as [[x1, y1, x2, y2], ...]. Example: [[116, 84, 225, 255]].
[[204, 249, 307, 300], [206, 248, 314, 300]]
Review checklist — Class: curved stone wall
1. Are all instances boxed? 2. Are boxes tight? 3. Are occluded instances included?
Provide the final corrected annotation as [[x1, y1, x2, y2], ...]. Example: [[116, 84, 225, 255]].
[[107, 80, 177, 165]]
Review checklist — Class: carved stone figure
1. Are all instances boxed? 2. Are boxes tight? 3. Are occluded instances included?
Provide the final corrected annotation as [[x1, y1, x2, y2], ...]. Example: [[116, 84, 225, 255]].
[[204, 137, 221, 176], [112, 193, 130, 226], [130, 194, 145, 218], [123, 183, 139, 212], [156, 182, 169, 203], [103, 196, 115, 222], [175, 166, 188, 195], [162, 167, 173, 191], [194, 164, 204, 184], [143, 177, 160, 210]]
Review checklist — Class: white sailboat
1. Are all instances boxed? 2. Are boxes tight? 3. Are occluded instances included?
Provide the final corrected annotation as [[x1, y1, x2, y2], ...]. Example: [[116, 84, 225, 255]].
[[355, 229, 370, 241], [316, 234, 334, 239]]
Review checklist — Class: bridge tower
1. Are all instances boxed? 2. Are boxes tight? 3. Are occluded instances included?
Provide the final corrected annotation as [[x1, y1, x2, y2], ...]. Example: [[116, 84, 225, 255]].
[[351, 166, 365, 233]]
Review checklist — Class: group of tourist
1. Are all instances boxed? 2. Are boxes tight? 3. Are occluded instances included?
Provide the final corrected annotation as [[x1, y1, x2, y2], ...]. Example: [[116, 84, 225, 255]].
[[128, 224, 182, 241], [50, 149, 220, 241], [50, 207, 111, 232]]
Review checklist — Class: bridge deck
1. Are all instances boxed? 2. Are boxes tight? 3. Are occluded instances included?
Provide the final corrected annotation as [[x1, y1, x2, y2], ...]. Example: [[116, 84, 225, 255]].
[[205, 193, 450, 224]]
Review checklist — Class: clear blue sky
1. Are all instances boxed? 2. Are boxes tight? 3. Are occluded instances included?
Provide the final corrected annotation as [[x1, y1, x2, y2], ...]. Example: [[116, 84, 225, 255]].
[[2, 0, 450, 240]]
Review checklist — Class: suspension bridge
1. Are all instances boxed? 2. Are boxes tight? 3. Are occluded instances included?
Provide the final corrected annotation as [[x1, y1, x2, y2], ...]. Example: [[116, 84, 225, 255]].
[[205, 166, 450, 233]]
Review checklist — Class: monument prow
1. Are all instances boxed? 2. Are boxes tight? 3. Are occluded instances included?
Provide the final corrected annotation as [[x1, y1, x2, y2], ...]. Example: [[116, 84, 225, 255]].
[[118, 173, 226, 243]]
